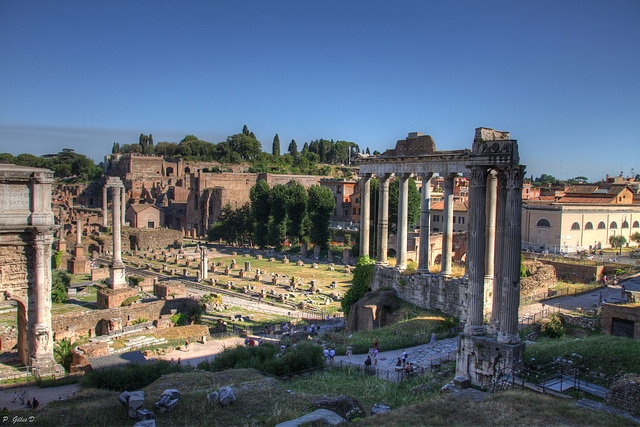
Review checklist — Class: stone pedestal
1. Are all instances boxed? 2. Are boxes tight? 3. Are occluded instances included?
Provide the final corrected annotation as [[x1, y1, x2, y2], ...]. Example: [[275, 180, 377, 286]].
[[455, 334, 525, 387], [96, 287, 137, 309]]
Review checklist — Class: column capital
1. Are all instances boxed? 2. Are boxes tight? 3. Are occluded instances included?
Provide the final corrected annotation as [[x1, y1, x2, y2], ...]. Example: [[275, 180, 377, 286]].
[[377, 173, 393, 182], [419, 172, 434, 181], [468, 166, 489, 186], [504, 165, 526, 189]]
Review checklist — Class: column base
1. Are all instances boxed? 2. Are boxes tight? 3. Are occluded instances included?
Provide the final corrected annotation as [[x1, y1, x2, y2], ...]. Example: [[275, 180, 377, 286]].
[[497, 331, 521, 344], [108, 262, 127, 289], [464, 324, 485, 336], [30, 354, 65, 378], [455, 333, 526, 387]]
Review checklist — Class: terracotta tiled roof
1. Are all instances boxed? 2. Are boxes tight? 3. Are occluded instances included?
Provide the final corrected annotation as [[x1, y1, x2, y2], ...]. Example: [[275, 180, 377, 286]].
[[129, 203, 161, 213], [431, 201, 468, 211], [557, 196, 615, 204]]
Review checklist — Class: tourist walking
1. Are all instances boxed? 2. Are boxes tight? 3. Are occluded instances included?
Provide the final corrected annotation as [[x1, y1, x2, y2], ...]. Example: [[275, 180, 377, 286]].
[[329, 347, 336, 363], [373, 347, 379, 365], [401, 349, 408, 367], [430, 333, 437, 345]]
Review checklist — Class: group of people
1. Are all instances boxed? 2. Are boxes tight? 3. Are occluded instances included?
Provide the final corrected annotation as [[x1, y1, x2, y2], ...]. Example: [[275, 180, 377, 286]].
[[323, 347, 336, 363], [12, 390, 39, 409]]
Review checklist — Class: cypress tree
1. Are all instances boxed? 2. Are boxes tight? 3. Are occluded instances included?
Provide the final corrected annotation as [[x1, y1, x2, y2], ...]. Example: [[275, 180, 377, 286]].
[[288, 139, 298, 158], [242, 125, 250, 136], [272, 134, 280, 157]]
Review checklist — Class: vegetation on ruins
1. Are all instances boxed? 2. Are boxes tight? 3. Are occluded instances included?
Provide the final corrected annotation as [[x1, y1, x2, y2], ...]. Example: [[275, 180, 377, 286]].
[[51, 270, 70, 303], [53, 338, 76, 371], [0, 148, 102, 180], [81, 359, 193, 391], [341, 256, 375, 318], [197, 341, 325, 376], [525, 335, 640, 376]]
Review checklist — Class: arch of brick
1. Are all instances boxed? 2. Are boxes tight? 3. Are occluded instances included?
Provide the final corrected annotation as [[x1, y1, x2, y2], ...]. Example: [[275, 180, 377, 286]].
[[0, 165, 64, 376], [357, 128, 526, 386]]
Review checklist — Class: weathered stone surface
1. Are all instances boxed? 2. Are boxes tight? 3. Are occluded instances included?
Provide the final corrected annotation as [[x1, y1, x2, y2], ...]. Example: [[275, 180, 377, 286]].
[[453, 376, 471, 389], [133, 420, 156, 427], [312, 395, 364, 420], [161, 389, 182, 400], [605, 374, 640, 415], [276, 409, 347, 427], [410, 383, 432, 393], [135, 409, 155, 420], [440, 382, 457, 393], [219, 386, 236, 406], [346, 290, 401, 333], [118, 391, 131, 407], [207, 391, 219, 405], [371, 404, 391, 415], [450, 388, 491, 402]]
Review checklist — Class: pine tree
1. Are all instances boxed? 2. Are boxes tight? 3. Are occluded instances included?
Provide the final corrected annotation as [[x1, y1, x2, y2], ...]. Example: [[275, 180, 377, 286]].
[[366, 147, 371, 155], [272, 134, 280, 157], [249, 132, 256, 139], [242, 125, 250, 136], [149, 134, 153, 147]]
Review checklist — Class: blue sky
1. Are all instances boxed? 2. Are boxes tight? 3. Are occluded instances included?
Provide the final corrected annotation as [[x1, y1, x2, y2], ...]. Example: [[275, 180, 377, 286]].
[[1, 0, 638, 182]]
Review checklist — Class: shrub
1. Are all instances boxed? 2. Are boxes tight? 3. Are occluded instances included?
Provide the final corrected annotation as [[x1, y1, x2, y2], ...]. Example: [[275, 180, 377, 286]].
[[121, 295, 141, 307], [51, 270, 70, 303], [198, 341, 324, 376], [170, 312, 188, 326], [540, 313, 565, 339], [82, 360, 192, 391], [129, 276, 144, 287], [131, 317, 148, 325]]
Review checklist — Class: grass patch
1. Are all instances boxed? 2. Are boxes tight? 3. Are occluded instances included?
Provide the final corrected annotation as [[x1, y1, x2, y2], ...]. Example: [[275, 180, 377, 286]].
[[81, 360, 193, 391], [355, 388, 631, 426], [324, 304, 454, 355], [525, 335, 640, 375]]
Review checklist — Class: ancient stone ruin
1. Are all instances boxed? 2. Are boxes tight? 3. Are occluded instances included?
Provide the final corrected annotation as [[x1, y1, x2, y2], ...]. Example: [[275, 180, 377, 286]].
[[0, 164, 64, 375], [357, 128, 525, 386]]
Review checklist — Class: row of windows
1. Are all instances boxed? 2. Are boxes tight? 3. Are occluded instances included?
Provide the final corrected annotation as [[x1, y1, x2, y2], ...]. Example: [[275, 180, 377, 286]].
[[537, 218, 640, 229], [432, 215, 465, 224]]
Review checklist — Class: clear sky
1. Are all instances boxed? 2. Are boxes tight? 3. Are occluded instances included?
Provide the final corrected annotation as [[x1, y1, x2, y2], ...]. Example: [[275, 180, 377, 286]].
[[1, 0, 638, 182]]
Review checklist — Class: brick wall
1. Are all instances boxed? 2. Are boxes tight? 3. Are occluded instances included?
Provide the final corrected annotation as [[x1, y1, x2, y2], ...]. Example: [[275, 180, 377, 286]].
[[601, 303, 640, 339], [538, 260, 602, 284]]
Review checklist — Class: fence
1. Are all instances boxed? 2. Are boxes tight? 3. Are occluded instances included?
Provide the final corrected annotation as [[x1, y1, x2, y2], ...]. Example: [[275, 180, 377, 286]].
[[490, 360, 615, 400], [518, 307, 560, 330]]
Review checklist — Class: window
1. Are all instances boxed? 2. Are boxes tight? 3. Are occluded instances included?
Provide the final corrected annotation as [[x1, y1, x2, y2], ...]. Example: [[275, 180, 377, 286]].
[[353, 208, 357, 215], [536, 218, 551, 227], [571, 222, 580, 230], [610, 221, 618, 229], [147, 221, 155, 228], [355, 198, 359, 204], [622, 221, 629, 229], [453, 216, 456, 223], [598, 221, 606, 229], [584, 222, 594, 230], [460, 217, 465, 225], [433, 214, 440, 222], [633, 221, 640, 228]]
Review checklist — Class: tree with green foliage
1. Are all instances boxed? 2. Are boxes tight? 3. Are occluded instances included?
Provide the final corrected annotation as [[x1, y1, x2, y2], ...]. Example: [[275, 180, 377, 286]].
[[288, 139, 298, 159], [208, 203, 252, 246], [250, 180, 272, 248], [286, 182, 308, 244], [272, 134, 280, 157], [242, 124, 250, 136], [54, 338, 76, 371], [51, 270, 70, 303], [609, 235, 627, 251], [631, 231, 640, 247], [388, 177, 421, 233], [269, 184, 289, 249], [342, 256, 375, 318], [307, 185, 335, 249]]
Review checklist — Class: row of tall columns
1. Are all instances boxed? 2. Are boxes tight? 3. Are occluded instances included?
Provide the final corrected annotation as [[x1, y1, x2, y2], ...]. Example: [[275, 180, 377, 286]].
[[465, 165, 524, 343], [359, 172, 455, 271]]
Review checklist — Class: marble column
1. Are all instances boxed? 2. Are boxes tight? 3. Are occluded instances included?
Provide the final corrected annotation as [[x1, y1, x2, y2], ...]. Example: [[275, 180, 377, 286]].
[[75, 219, 82, 246], [201, 247, 208, 280], [102, 186, 108, 227], [418, 173, 433, 272], [441, 174, 455, 277], [484, 171, 498, 289], [109, 183, 126, 288], [121, 188, 126, 226], [464, 166, 488, 336], [490, 169, 507, 331], [31, 233, 56, 369], [377, 174, 391, 264], [359, 174, 372, 258], [498, 166, 525, 344], [396, 174, 410, 270]]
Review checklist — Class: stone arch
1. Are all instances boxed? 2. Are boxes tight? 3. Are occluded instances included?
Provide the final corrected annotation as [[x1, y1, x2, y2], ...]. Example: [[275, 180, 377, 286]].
[[536, 218, 551, 227], [622, 220, 629, 229], [571, 222, 580, 230], [166, 166, 174, 177], [584, 222, 594, 230], [610, 221, 618, 229], [184, 167, 191, 174], [598, 221, 606, 229]]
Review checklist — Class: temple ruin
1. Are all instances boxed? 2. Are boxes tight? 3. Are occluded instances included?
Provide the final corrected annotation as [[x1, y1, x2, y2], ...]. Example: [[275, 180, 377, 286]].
[[357, 128, 526, 386], [0, 164, 64, 376]]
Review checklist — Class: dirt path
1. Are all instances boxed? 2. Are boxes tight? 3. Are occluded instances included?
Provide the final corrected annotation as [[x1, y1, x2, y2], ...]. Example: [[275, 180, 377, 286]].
[[0, 383, 81, 411], [154, 336, 249, 367]]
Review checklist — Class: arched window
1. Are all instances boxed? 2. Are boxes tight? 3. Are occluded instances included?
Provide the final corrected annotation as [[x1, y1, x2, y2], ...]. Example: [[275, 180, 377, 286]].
[[610, 221, 618, 229], [633, 221, 640, 228], [571, 222, 580, 230], [597, 221, 606, 229], [584, 222, 594, 230], [184, 167, 191, 174], [166, 166, 174, 176], [622, 220, 629, 229], [536, 218, 551, 227]]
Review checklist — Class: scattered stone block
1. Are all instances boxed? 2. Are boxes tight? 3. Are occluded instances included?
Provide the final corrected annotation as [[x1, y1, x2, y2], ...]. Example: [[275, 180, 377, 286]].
[[133, 420, 155, 427], [276, 409, 346, 427], [453, 376, 471, 389], [219, 387, 236, 406], [207, 391, 219, 405], [371, 404, 391, 415], [135, 409, 155, 421]]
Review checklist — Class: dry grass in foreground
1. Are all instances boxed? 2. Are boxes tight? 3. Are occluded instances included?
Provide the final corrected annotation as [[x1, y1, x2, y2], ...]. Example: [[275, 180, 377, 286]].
[[355, 388, 631, 427]]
